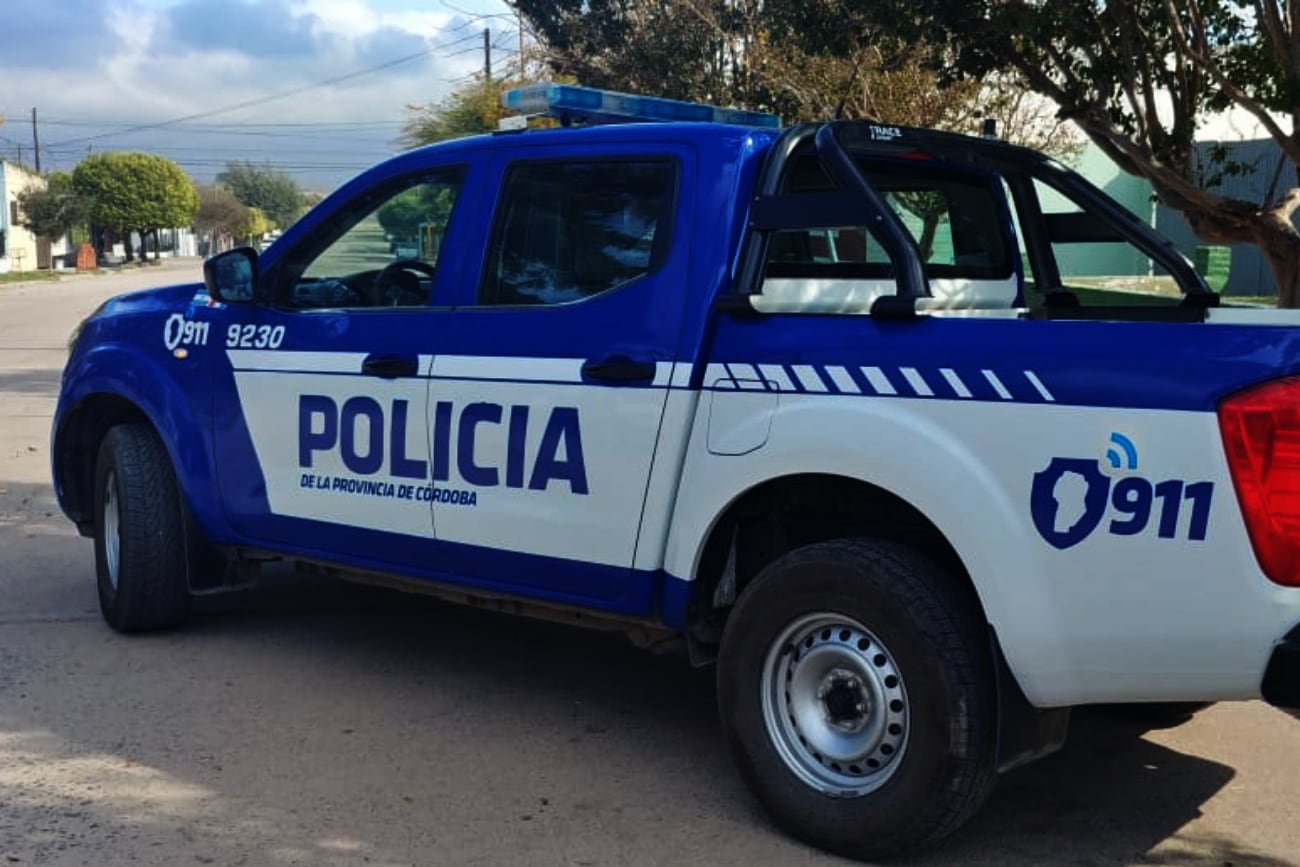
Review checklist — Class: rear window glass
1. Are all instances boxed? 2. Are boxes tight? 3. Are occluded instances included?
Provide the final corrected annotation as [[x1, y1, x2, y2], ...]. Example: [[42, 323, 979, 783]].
[[765, 156, 1013, 281]]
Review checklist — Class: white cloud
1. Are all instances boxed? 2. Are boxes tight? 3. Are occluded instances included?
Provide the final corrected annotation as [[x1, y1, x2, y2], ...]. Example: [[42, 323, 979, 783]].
[[0, 0, 511, 187]]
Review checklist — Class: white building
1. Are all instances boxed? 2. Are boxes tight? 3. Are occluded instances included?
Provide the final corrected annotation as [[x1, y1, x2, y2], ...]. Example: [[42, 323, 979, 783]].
[[0, 160, 69, 273]]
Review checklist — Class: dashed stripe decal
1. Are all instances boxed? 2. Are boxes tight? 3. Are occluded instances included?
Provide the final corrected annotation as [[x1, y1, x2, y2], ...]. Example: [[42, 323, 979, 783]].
[[704, 362, 1058, 404], [982, 369, 1013, 400], [758, 364, 796, 393], [705, 362, 733, 388], [900, 367, 933, 397], [789, 365, 829, 393], [1024, 370, 1055, 402], [862, 367, 897, 396], [825, 366, 860, 394], [940, 368, 972, 399]]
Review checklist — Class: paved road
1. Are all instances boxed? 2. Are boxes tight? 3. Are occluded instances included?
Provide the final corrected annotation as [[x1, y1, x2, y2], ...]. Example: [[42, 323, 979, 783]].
[[1, 261, 1298, 866]]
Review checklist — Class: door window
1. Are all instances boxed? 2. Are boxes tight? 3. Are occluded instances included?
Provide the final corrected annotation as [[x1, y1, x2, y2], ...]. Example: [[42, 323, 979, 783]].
[[478, 160, 676, 306], [279, 168, 465, 309]]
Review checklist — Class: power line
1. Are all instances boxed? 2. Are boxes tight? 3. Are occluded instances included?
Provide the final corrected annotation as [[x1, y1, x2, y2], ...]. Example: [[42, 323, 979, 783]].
[[439, 0, 518, 24], [45, 45, 453, 148], [37, 118, 406, 129], [42, 26, 495, 149]]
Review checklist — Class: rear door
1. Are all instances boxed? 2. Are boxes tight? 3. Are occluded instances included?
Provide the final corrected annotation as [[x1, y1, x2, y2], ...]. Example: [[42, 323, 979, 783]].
[[421, 144, 694, 610]]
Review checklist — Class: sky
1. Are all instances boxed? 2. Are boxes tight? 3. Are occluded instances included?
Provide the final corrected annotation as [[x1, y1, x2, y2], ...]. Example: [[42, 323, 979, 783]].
[[0, 0, 518, 189]]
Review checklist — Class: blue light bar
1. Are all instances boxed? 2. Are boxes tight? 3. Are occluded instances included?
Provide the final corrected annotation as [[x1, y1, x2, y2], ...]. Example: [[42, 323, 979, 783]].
[[501, 82, 781, 129]]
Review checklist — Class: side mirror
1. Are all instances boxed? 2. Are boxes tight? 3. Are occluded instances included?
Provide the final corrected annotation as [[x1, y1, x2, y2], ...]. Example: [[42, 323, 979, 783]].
[[203, 247, 259, 304]]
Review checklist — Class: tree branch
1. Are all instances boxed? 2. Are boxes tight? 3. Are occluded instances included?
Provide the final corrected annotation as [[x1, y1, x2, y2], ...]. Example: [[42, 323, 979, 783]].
[[1255, 0, 1291, 68], [1162, 0, 1300, 165], [1275, 185, 1300, 219]]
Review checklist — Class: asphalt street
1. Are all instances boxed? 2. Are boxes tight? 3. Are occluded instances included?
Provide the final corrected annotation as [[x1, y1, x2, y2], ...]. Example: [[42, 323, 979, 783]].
[[1, 260, 1298, 866]]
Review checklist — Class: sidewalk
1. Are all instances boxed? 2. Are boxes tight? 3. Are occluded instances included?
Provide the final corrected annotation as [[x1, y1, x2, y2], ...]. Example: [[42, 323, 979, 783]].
[[0, 256, 205, 291], [0, 257, 205, 295]]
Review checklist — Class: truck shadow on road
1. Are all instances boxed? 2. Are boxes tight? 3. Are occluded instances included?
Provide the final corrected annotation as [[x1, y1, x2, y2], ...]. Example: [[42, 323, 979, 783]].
[[181, 569, 1283, 866]]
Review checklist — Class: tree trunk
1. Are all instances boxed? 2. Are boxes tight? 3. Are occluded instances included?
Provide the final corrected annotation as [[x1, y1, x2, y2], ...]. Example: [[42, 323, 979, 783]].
[[917, 215, 939, 262], [1179, 194, 1300, 307], [123, 232, 135, 263], [1259, 227, 1300, 307]]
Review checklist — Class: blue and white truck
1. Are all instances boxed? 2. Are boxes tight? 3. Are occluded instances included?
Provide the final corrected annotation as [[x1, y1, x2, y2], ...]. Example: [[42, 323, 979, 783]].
[[53, 84, 1300, 860]]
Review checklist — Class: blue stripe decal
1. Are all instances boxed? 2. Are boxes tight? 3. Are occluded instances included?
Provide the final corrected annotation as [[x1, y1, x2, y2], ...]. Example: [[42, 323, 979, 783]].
[[703, 316, 1300, 412], [231, 316, 1300, 412]]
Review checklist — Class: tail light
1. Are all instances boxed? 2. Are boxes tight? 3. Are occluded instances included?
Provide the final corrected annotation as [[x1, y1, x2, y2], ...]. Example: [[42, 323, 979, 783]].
[[1219, 376, 1300, 587]]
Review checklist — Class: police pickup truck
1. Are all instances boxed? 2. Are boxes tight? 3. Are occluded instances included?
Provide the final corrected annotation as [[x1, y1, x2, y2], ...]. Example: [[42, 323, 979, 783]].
[[53, 84, 1300, 860]]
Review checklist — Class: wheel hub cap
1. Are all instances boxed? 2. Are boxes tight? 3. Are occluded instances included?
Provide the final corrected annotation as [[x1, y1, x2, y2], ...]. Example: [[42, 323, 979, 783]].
[[103, 470, 120, 591], [761, 613, 910, 797]]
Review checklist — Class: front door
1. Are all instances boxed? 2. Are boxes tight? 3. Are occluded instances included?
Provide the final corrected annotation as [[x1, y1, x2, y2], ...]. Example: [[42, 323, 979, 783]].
[[212, 162, 473, 569]]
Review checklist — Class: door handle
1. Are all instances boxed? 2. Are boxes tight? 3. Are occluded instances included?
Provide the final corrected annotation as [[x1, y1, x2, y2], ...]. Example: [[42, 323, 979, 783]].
[[581, 356, 658, 383], [361, 354, 419, 379]]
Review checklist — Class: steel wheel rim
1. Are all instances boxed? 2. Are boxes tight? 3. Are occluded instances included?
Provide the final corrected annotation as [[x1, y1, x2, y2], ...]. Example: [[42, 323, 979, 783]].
[[103, 469, 120, 590], [761, 612, 910, 797]]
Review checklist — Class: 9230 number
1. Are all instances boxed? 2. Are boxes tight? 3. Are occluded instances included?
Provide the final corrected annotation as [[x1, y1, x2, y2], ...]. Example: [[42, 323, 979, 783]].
[[226, 323, 285, 349]]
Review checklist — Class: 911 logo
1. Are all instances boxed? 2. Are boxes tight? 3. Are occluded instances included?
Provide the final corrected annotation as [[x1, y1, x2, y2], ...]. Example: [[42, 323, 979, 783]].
[[1030, 433, 1213, 550]]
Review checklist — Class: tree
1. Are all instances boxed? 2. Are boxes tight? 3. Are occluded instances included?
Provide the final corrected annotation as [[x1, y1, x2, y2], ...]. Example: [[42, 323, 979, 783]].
[[194, 185, 250, 252], [510, 0, 732, 103], [72, 152, 199, 262], [376, 186, 457, 244], [237, 207, 271, 244], [16, 172, 88, 248], [507, 0, 1078, 155], [860, 0, 1300, 306], [402, 78, 523, 147], [217, 162, 303, 229]]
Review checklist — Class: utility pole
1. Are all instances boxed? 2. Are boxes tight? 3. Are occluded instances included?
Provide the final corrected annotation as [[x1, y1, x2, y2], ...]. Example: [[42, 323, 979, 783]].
[[31, 107, 40, 173], [484, 27, 491, 82]]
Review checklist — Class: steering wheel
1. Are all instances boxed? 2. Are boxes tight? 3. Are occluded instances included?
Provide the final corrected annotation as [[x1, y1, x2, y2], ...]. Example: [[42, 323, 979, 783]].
[[372, 260, 438, 306]]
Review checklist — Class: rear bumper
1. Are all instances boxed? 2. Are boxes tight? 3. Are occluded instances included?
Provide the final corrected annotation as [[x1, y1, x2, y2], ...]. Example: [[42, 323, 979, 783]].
[[1262, 625, 1300, 710]]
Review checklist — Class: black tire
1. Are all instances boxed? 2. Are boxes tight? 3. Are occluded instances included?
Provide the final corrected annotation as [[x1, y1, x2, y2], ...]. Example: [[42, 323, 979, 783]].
[[717, 539, 997, 861], [93, 423, 191, 632]]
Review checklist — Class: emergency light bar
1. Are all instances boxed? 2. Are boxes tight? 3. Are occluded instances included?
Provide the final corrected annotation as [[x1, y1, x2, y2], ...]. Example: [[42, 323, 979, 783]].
[[501, 82, 781, 129]]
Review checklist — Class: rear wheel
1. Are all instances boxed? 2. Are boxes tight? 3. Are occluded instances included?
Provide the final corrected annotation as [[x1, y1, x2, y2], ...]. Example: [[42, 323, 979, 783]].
[[94, 424, 190, 631], [717, 538, 997, 861]]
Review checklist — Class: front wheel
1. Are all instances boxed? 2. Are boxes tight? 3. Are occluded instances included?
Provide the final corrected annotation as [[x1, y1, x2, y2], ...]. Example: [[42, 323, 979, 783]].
[[717, 539, 997, 861], [94, 424, 191, 632]]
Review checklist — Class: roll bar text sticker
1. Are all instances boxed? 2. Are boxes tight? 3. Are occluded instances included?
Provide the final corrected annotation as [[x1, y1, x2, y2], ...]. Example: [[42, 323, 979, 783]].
[[1030, 433, 1213, 550]]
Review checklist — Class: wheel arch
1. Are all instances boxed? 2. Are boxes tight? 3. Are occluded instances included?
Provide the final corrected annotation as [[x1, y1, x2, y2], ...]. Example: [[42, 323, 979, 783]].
[[682, 473, 981, 640], [54, 392, 151, 533], [53, 348, 223, 540]]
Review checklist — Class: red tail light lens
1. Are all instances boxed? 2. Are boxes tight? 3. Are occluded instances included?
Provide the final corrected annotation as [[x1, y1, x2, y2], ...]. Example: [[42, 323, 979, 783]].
[[1219, 376, 1300, 586]]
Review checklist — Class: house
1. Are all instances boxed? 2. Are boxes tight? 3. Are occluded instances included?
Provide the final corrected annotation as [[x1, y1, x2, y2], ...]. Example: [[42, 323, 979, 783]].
[[0, 160, 69, 273]]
